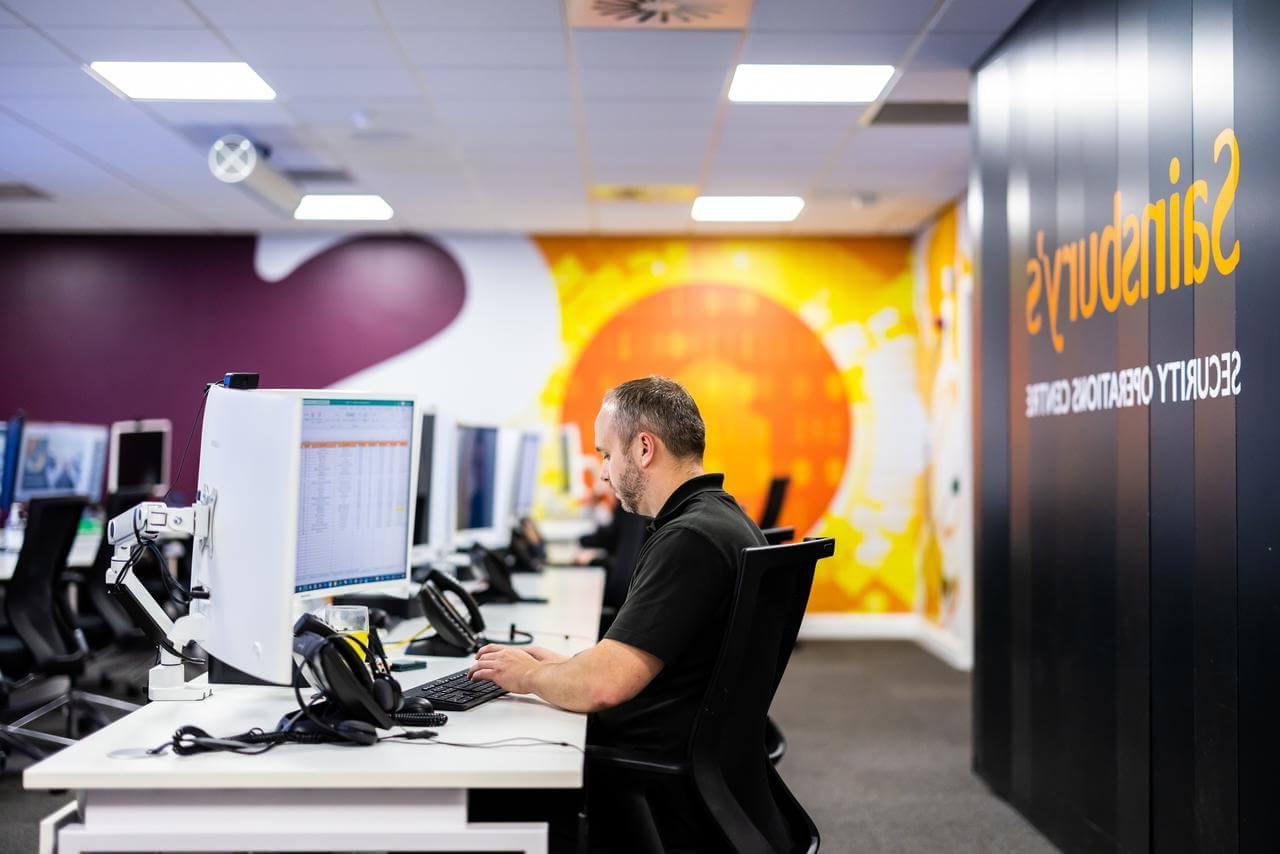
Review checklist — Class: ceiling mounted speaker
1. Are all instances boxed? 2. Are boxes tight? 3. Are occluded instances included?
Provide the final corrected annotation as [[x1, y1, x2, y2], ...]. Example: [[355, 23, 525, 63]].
[[567, 0, 753, 29]]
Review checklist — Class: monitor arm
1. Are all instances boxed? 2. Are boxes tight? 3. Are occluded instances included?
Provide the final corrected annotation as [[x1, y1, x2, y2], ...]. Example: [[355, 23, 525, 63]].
[[106, 497, 214, 701]]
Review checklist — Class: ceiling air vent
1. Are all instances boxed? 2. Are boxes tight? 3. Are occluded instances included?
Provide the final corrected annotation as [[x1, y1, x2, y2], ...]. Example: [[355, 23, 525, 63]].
[[871, 103, 969, 126], [568, 0, 753, 29], [0, 182, 51, 201], [591, 184, 698, 203]]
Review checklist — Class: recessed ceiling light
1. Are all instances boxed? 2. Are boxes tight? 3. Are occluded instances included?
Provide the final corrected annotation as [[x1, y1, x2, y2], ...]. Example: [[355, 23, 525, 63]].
[[87, 61, 275, 101], [294, 194, 393, 221], [691, 196, 805, 222], [728, 64, 894, 104]]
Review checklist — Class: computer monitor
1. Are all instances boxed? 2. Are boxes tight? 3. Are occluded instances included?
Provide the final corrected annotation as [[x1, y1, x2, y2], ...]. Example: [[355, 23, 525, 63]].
[[411, 409, 456, 563], [13, 422, 109, 504], [512, 430, 541, 518], [454, 423, 505, 548], [559, 423, 588, 502], [0, 413, 21, 515], [108, 419, 172, 497], [189, 386, 419, 684]]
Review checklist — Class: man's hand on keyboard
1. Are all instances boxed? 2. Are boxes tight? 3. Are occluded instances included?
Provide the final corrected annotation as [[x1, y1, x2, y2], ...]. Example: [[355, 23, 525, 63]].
[[468, 645, 543, 694]]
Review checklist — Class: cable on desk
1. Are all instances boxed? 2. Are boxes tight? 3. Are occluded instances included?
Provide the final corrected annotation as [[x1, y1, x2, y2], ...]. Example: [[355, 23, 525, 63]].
[[382, 735, 585, 756]]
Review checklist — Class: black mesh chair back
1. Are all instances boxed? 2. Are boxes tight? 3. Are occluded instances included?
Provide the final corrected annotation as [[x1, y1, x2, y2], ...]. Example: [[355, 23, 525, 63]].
[[688, 536, 834, 852], [84, 489, 153, 642], [5, 497, 90, 676], [758, 476, 790, 530]]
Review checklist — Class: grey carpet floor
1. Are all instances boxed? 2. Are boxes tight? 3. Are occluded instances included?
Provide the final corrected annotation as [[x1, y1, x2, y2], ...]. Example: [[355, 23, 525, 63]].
[[0, 642, 1056, 853]]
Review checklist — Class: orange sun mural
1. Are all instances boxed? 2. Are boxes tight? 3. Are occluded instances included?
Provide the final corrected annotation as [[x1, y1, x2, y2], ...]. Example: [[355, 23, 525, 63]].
[[560, 284, 851, 538]]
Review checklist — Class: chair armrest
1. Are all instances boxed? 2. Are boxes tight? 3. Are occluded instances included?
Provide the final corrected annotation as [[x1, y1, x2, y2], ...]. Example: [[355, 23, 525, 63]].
[[586, 745, 689, 776], [60, 570, 87, 585]]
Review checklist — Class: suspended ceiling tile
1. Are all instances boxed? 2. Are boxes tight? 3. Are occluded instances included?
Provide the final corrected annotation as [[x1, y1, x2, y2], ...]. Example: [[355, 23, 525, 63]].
[[223, 28, 401, 67], [3, 0, 204, 28], [417, 67, 573, 103], [593, 161, 702, 186], [720, 103, 863, 133], [583, 99, 718, 134], [378, 0, 565, 31], [254, 65, 420, 99], [749, 0, 937, 33], [740, 30, 911, 65], [0, 28, 68, 64], [287, 97, 433, 128], [933, 0, 1038, 33], [431, 97, 575, 127], [573, 30, 741, 69], [189, 0, 382, 30], [701, 171, 813, 196], [912, 30, 1003, 70], [594, 202, 693, 232], [888, 69, 972, 102], [397, 29, 567, 67], [47, 27, 236, 62], [0, 65, 113, 98], [144, 99, 299, 125], [578, 67, 728, 101]]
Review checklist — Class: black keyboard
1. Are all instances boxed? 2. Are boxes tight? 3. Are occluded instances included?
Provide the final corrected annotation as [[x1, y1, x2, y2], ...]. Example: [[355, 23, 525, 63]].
[[404, 669, 508, 711]]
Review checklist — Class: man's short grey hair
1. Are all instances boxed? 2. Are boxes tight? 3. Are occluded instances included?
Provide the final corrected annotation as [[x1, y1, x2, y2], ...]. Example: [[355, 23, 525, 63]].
[[603, 376, 706, 461]]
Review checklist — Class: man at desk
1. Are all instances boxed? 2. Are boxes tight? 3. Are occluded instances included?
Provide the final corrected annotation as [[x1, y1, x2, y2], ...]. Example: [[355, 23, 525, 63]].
[[469, 376, 765, 844]]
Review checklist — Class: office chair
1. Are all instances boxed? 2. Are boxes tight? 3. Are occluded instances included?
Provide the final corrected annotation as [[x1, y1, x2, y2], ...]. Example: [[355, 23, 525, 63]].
[[587, 537, 834, 853], [78, 489, 153, 649], [762, 526, 795, 546], [758, 476, 790, 530], [1, 497, 138, 758]]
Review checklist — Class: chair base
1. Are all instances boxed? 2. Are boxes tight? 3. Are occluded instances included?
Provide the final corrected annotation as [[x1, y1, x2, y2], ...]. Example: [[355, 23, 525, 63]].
[[1, 688, 139, 757]]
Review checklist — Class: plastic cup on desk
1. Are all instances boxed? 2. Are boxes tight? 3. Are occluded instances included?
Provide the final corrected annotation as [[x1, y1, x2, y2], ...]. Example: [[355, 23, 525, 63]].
[[324, 604, 370, 660]]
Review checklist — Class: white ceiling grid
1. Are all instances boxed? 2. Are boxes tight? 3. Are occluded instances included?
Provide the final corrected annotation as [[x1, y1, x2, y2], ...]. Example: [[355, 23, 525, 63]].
[[0, 0, 1034, 234]]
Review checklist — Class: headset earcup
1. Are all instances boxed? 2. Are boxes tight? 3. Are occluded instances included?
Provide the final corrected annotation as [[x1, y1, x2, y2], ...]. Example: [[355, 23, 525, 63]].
[[371, 677, 401, 713], [334, 720, 378, 746]]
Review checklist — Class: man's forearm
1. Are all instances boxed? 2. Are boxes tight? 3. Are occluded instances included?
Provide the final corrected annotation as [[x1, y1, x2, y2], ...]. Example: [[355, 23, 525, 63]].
[[527, 656, 615, 713]]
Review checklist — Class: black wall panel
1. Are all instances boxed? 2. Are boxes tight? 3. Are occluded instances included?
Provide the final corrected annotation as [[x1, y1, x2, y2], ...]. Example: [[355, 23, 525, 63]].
[[973, 0, 1272, 850]]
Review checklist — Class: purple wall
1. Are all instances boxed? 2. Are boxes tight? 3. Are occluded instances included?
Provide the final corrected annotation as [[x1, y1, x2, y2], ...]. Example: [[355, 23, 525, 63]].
[[0, 234, 467, 500]]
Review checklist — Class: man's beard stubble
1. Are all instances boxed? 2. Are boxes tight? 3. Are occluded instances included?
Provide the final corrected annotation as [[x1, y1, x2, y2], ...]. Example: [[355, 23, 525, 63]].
[[615, 456, 645, 515]]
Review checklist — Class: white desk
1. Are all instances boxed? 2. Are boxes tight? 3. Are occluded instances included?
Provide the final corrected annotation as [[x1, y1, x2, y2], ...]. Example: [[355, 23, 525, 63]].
[[0, 531, 101, 581], [24, 568, 604, 854]]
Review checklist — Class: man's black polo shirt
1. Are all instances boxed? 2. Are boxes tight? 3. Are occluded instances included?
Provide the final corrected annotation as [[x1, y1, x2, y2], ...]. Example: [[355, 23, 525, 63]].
[[591, 473, 765, 756]]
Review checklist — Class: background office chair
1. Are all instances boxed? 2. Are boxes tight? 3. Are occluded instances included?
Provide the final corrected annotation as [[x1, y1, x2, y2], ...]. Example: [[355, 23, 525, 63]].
[[78, 488, 154, 650], [761, 526, 795, 546], [587, 536, 834, 853], [757, 476, 790, 531], [580, 507, 650, 636], [0, 496, 138, 758]]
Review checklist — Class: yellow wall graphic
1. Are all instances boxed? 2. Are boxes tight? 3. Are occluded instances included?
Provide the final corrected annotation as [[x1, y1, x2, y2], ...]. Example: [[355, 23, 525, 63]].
[[534, 236, 927, 614], [913, 202, 974, 641]]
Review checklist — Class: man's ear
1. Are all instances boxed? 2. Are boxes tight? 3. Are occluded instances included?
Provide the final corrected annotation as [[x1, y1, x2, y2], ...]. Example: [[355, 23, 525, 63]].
[[636, 432, 657, 468]]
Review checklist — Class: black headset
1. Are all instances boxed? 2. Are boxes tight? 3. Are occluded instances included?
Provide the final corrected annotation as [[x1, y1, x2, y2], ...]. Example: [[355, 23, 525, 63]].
[[289, 614, 444, 746]]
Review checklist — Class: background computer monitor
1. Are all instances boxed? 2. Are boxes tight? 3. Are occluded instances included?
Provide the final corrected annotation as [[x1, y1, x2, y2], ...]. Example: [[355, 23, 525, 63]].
[[108, 419, 172, 497], [411, 409, 456, 562], [512, 430, 541, 517], [190, 387, 419, 684], [0, 413, 22, 514], [559, 423, 588, 502], [454, 423, 504, 547], [13, 422, 109, 504]]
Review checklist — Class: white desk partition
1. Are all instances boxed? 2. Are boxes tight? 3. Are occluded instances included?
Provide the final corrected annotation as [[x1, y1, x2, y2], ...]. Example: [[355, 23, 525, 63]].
[[25, 568, 604, 854]]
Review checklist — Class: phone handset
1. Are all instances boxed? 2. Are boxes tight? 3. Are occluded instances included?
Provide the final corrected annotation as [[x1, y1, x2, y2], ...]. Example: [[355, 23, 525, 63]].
[[409, 568, 486, 657]]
